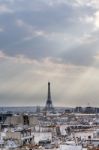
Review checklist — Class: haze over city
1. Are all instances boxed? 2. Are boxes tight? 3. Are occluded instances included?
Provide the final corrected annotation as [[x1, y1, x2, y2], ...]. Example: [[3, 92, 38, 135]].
[[0, 0, 99, 106]]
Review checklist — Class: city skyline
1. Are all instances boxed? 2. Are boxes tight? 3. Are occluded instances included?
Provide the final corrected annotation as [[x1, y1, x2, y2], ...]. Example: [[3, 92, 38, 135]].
[[0, 0, 99, 106]]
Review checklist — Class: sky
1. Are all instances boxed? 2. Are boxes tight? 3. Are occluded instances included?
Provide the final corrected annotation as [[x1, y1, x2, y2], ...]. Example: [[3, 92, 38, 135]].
[[0, 0, 99, 107]]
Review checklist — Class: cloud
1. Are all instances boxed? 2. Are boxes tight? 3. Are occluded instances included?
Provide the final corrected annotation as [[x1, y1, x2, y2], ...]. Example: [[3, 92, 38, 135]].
[[0, 3, 97, 66], [0, 0, 99, 106], [0, 50, 99, 107], [0, 50, 87, 106], [72, 0, 99, 8], [0, 27, 4, 32], [16, 19, 48, 39], [0, 0, 96, 59], [79, 11, 99, 30], [0, 4, 13, 14], [94, 11, 99, 29]]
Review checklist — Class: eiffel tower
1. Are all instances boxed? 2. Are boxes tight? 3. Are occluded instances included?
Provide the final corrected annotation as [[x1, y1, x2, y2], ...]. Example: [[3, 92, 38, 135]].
[[45, 82, 54, 111]]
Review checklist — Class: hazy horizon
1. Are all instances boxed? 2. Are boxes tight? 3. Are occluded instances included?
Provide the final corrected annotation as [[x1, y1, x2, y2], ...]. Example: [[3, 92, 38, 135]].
[[0, 0, 99, 106]]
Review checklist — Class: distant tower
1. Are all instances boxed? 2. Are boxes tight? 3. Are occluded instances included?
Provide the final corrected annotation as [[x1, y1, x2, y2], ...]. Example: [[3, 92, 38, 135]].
[[45, 82, 54, 111]]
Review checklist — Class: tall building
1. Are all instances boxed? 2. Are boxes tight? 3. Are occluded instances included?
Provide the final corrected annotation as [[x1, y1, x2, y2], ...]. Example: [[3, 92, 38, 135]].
[[44, 82, 54, 112]]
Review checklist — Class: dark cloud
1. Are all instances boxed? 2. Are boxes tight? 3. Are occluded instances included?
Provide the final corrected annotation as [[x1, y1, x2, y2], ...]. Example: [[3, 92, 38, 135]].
[[14, 1, 94, 33], [0, 0, 96, 60]]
